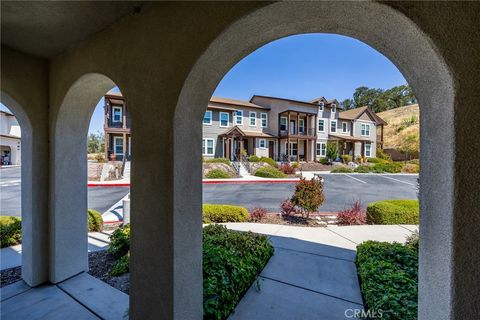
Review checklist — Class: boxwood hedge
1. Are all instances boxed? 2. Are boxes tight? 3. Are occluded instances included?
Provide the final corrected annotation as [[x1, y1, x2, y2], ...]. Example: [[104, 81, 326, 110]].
[[356, 241, 418, 320], [0, 216, 22, 248], [367, 200, 419, 224], [254, 166, 287, 178], [202, 204, 249, 223], [205, 169, 232, 179]]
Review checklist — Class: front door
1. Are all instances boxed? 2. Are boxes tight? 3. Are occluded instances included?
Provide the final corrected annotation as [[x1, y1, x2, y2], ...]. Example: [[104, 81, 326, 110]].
[[290, 120, 296, 135], [268, 141, 274, 158]]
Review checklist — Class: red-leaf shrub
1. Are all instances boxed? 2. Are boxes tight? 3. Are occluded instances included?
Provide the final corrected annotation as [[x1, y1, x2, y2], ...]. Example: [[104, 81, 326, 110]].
[[277, 163, 296, 174], [250, 207, 267, 222], [337, 200, 366, 225], [280, 199, 296, 217], [291, 178, 325, 218]]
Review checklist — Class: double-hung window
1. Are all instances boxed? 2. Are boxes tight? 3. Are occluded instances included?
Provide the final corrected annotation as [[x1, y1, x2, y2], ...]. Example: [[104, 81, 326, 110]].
[[249, 112, 257, 126], [330, 120, 337, 133], [318, 102, 324, 111], [114, 136, 124, 155], [219, 112, 229, 127], [235, 110, 243, 125], [332, 104, 337, 113], [261, 113, 268, 128], [202, 138, 214, 156], [203, 110, 212, 125], [299, 119, 305, 134], [318, 119, 325, 132], [259, 139, 266, 148], [316, 142, 326, 157], [112, 106, 122, 122], [361, 123, 370, 136], [280, 117, 287, 131], [365, 143, 372, 157], [342, 122, 348, 133]]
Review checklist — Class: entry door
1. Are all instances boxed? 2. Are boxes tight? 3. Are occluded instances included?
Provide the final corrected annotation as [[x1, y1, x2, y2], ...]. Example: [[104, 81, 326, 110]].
[[268, 141, 274, 158], [290, 120, 296, 135]]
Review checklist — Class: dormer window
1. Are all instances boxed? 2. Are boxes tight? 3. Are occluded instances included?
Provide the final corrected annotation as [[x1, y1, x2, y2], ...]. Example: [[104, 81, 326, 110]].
[[318, 102, 324, 111], [332, 104, 336, 113]]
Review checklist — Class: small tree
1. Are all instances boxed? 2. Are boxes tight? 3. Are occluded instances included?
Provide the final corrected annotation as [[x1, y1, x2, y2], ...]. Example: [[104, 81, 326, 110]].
[[398, 134, 419, 160], [326, 142, 338, 163], [291, 177, 325, 218]]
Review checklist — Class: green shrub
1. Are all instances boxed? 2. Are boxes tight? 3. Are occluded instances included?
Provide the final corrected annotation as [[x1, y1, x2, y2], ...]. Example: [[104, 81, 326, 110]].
[[254, 166, 287, 178], [204, 158, 231, 165], [0, 216, 22, 248], [402, 163, 420, 173], [371, 162, 403, 173], [367, 200, 419, 224], [259, 157, 277, 167], [318, 157, 328, 165], [205, 169, 231, 179], [203, 224, 274, 319], [88, 209, 103, 232], [330, 166, 353, 173], [366, 157, 388, 164], [405, 230, 419, 251], [109, 224, 130, 258], [248, 155, 260, 162], [407, 159, 420, 165], [341, 155, 352, 163], [354, 165, 371, 173], [356, 241, 418, 320], [291, 178, 325, 218], [291, 162, 299, 169], [326, 142, 339, 161], [376, 147, 392, 161], [202, 204, 249, 223], [110, 253, 130, 276]]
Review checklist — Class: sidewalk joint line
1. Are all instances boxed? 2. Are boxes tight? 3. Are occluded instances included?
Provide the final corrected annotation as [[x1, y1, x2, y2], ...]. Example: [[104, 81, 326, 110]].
[[259, 276, 363, 306], [272, 246, 355, 262], [0, 285, 32, 302], [57, 280, 106, 320], [324, 227, 358, 245], [397, 224, 417, 232]]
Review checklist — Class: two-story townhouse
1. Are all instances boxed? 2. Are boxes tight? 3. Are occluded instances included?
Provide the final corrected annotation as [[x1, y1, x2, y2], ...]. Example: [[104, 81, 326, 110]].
[[103, 92, 131, 161], [203, 97, 277, 160], [0, 110, 21, 165]]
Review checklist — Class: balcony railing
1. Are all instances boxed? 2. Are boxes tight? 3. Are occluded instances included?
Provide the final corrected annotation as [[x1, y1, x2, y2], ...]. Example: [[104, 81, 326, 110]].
[[279, 127, 316, 138]]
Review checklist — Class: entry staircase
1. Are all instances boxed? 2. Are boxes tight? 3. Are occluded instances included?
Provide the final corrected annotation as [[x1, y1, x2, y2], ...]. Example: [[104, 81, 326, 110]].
[[232, 155, 252, 178]]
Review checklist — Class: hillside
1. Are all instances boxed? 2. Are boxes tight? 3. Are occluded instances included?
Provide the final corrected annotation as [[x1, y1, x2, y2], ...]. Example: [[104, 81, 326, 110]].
[[377, 104, 419, 149]]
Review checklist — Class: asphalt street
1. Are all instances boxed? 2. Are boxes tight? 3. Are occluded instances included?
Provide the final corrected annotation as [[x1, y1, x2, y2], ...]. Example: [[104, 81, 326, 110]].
[[1, 166, 418, 216]]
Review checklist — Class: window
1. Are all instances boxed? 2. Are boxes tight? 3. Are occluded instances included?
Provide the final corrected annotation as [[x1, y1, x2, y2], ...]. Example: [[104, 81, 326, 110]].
[[235, 110, 243, 125], [112, 106, 122, 122], [280, 117, 287, 131], [202, 138, 214, 156], [316, 142, 326, 157], [318, 119, 325, 132], [288, 142, 298, 156], [361, 123, 371, 136], [342, 122, 348, 133], [299, 119, 305, 133], [261, 113, 268, 128], [331, 120, 337, 133], [249, 111, 257, 126], [365, 143, 372, 157], [332, 104, 337, 113], [114, 136, 124, 155], [318, 102, 324, 111], [220, 112, 229, 127], [259, 139, 266, 148], [203, 110, 212, 125]]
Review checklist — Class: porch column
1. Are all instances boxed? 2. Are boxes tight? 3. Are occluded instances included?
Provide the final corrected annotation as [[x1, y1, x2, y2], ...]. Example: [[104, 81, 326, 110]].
[[305, 139, 309, 163], [104, 132, 109, 159], [122, 132, 127, 160]]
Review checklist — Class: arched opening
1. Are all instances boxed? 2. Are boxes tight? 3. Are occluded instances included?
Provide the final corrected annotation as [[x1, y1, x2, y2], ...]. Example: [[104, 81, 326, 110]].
[[173, 2, 454, 318]]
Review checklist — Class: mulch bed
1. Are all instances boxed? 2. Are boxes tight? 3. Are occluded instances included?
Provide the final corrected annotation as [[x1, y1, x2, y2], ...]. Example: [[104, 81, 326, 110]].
[[1, 251, 130, 294], [252, 213, 337, 227]]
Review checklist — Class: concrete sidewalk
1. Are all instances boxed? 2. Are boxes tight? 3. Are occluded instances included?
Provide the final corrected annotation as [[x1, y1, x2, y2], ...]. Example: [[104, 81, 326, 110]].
[[225, 223, 417, 320]]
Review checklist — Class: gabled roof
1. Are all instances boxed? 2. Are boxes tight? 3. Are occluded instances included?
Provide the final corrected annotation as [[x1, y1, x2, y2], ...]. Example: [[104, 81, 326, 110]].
[[338, 106, 387, 125], [250, 95, 319, 108], [309, 96, 328, 104], [219, 126, 277, 138], [210, 96, 269, 110]]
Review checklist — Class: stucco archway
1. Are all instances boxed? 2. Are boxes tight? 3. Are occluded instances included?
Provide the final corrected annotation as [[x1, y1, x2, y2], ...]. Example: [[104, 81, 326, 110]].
[[51, 73, 117, 282], [174, 2, 454, 319]]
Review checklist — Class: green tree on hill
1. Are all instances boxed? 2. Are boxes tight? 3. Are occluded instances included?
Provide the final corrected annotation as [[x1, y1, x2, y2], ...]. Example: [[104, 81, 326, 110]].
[[341, 84, 416, 112]]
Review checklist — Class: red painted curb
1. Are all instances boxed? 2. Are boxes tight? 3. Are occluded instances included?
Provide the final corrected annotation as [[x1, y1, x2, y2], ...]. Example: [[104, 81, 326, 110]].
[[88, 180, 300, 187]]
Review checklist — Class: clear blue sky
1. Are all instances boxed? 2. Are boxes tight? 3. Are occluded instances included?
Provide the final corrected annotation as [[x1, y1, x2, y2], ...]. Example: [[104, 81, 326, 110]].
[[1, 34, 407, 134]]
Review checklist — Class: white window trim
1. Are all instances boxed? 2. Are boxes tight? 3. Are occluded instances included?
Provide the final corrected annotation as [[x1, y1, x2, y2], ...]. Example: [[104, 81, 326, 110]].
[[235, 110, 243, 125], [219, 112, 229, 128], [203, 110, 212, 125], [316, 142, 327, 157], [331, 104, 337, 113], [261, 113, 268, 128], [299, 118, 305, 133], [112, 106, 122, 123], [259, 139, 267, 149], [202, 138, 215, 156], [287, 142, 298, 156], [318, 102, 324, 111], [364, 143, 372, 157], [249, 111, 257, 127], [113, 136, 124, 155], [318, 119, 325, 133], [330, 120, 337, 133], [280, 116, 287, 131], [342, 122, 349, 133], [361, 123, 371, 136]]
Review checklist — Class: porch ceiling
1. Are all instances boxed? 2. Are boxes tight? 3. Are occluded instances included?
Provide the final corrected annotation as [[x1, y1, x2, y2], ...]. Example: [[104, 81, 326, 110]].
[[328, 134, 371, 142]]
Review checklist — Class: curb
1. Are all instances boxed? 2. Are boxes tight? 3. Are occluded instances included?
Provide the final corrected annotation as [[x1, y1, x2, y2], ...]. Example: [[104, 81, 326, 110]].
[[88, 180, 301, 187], [88, 183, 130, 187]]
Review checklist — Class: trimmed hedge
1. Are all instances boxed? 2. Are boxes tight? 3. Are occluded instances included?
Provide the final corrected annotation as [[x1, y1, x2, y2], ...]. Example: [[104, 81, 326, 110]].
[[203, 224, 274, 319], [367, 200, 419, 224], [205, 169, 231, 179], [202, 204, 249, 223], [0, 216, 22, 248], [354, 165, 371, 173], [330, 166, 354, 173], [371, 162, 403, 173], [88, 209, 104, 232], [204, 158, 231, 165], [356, 241, 418, 320], [259, 157, 277, 167], [248, 155, 260, 162], [254, 166, 287, 178]]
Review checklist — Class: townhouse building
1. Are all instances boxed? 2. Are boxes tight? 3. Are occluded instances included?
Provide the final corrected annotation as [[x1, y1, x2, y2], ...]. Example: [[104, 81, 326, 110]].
[[0, 110, 21, 165], [103, 92, 131, 161], [203, 95, 387, 162]]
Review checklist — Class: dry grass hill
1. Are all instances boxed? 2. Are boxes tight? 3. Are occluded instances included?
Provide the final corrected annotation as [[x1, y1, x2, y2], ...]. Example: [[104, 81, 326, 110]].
[[377, 104, 419, 149]]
